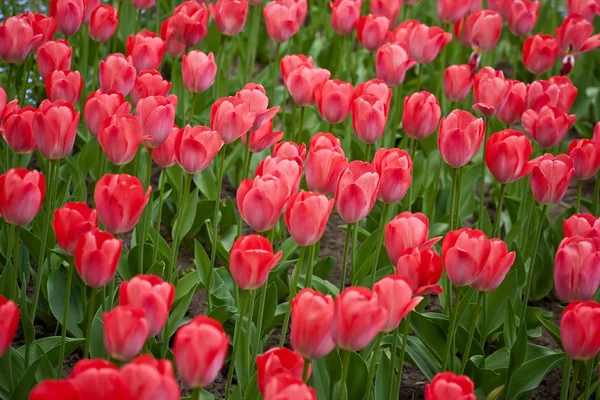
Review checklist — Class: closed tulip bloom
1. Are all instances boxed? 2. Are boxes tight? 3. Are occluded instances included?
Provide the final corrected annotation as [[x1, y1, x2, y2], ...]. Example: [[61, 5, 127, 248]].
[[119, 275, 175, 336], [30, 380, 80, 400], [209, 0, 249, 36], [315, 79, 355, 124], [564, 213, 600, 238], [229, 235, 282, 289], [529, 153, 574, 205], [291, 289, 335, 360], [522, 106, 576, 149], [74, 229, 122, 287], [280, 54, 314, 83], [135, 95, 177, 148], [305, 133, 348, 195], [371, 0, 401, 22], [560, 301, 600, 360], [89, 5, 118, 42], [285, 66, 331, 107], [462, 10, 502, 53], [99, 54, 136, 95], [425, 372, 476, 400], [471, 239, 515, 292], [442, 228, 491, 287], [438, 0, 471, 23], [523, 34, 558, 75], [331, 0, 361, 35], [119, 355, 180, 400], [526, 78, 578, 113], [161, 17, 186, 58], [174, 316, 229, 388], [385, 212, 440, 266], [263, 0, 303, 43], [549, 76, 578, 113], [84, 89, 132, 137], [33, 99, 80, 159], [237, 174, 288, 232], [554, 236, 600, 302], [444, 64, 473, 102], [236, 83, 279, 131], [568, 0, 597, 21], [211, 97, 256, 143], [174, 125, 223, 174], [485, 129, 533, 184], [403, 91, 442, 140], [0, 296, 19, 356], [409, 23, 453, 64], [354, 79, 393, 113], [126, 31, 166, 72], [131, 0, 155, 9], [49, 0, 85, 36], [131, 70, 172, 106], [263, 373, 317, 400], [53, 202, 98, 255], [23, 13, 56, 51], [331, 287, 388, 351], [352, 94, 387, 144], [0, 16, 43, 63], [98, 114, 145, 166], [374, 275, 423, 332], [335, 161, 380, 223], [103, 306, 148, 361], [0, 169, 45, 226], [373, 148, 413, 203], [357, 14, 390, 52], [284, 191, 334, 246], [509, 0, 540, 36], [153, 125, 178, 168], [488, 0, 511, 17], [438, 110, 486, 168], [376, 44, 417, 87], [45, 69, 83, 104], [172, 1, 210, 47], [83, 0, 100, 23], [1, 106, 37, 154], [389, 19, 420, 49], [242, 120, 284, 153], [472, 67, 509, 117], [568, 139, 600, 180], [396, 247, 443, 295], [37, 39, 72, 79], [496, 80, 527, 126], [556, 15, 600, 58], [182, 51, 217, 94], [70, 359, 127, 399], [257, 348, 309, 395], [273, 141, 307, 160]]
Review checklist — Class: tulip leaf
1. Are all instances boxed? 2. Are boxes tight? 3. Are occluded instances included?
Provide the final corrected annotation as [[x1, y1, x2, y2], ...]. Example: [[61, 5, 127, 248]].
[[174, 272, 201, 303], [165, 285, 196, 340], [47, 266, 85, 338], [346, 350, 369, 400], [505, 353, 564, 399], [193, 168, 217, 201], [89, 304, 107, 360], [243, 373, 259, 400], [173, 188, 198, 240], [78, 139, 100, 178], [313, 256, 336, 280], [504, 299, 517, 350], [537, 316, 562, 350], [508, 320, 528, 377], [374, 351, 392, 400], [8, 357, 40, 400]]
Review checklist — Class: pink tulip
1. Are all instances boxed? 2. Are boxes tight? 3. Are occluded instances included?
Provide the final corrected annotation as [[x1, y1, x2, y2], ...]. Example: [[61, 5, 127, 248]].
[[335, 161, 380, 223]]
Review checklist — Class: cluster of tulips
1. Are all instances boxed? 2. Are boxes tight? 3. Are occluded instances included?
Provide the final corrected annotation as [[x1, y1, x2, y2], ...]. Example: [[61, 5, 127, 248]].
[[1, 0, 600, 398]]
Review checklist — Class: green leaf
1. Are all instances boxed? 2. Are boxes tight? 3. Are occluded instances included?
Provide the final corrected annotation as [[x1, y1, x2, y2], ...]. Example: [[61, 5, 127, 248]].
[[538, 316, 562, 349], [375, 351, 392, 400], [175, 272, 202, 303], [127, 243, 156, 278], [243, 373, 260, 400], [508, 320, 528, 374], [409, 312, 446, 363], [313, 256, 336, 280], [89, 305, 106, 359], [165, 285, 196, 340], [194, 238, 211, 287], [9, 358, 40, 400], [503, 299, 517, 350], [346, 351, 369, 400], [260, 282, 279, 336], [47, 265, 84, 337], [173, 188, 198, 240], [506, 353, 564, 399]]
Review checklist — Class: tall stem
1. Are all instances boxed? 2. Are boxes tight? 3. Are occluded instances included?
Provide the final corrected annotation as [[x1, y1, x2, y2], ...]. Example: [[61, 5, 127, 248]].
[[350, 221, 359, 286], [291, 102, 298, 141], [137, 149, 153, 275], [208, 148, 226, 312], [224, 290, 250, 400], [187, 93, 198, 125], [492, 184, 507, 238], [237, 133, 252, 238], [215, 35, 228, 99], [477, 119, 490, 229], [57, 261, 74, 377], [167, 172, 191, 283], [363, 333, 383, 400], [369, 203, 390, 288], [280, 247, 307, 347], [5, 64, 14, 99], [134, 9, 142, 33], [19, 56, 33, 102], [339, 224, 352, 293], [481, 292, 489, 368], [152, 169, 167, 264], [449, 167, 458, 232], [460, 290, 483, 373], [442, 286, 462, 370], [305, 244, 317, 289], [576, 180, 583, 213], [254, 280, 268, 356], [584, 358, 594, 400], [297, 106, 305, 144], [593, 170, 600, 216], [91, 42, 101, 94], [338, 350, 351, 400], [407, 139, 417, 212], [5, 224, 15, 300], [246, 4, 261, 82], [83, 288, 97, 358], [568, 362, 581, 400], [454, 167, 464, 229], [415, 64, 423, 92], [393, 314, 412, 400], [270, 43, 281, 100], [302, 358, 311, 382]]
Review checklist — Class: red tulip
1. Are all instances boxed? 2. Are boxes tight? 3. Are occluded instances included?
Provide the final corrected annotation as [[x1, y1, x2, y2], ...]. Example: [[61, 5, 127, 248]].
[[33, 99, 80, 159], [242, 120, 284, 153], [70, 359, 127, 400], [161, 17, 187, 58], [402, 91, 442, 140], [0, 296, 19, 356], [83, 0, 101, 23], [99, 54, 136, 95], [444, 64, 473, 102], [554, 236, 600, 302], [351, 94, 387, 144], [229, 234, 282, 289], [291, 288, 335, 360], [485, 129, 533, 184], [0, 169, 45, 227], [131, 69, 172, 106], [385, 212, 440, 266], [45, 69, 83, 104], [174, 316, 229, 388], [280, 54, 314, 84], [53, 202, 98, 255], [1, 106, 37, 154], [182, 50, 217, 94], [153, 125, 178, 168], [256, 155, 302, 197], [74, 229, 121, 287], [442, 228, 491, 287], [103, 306, 148, 361], [388, 19, 419, 49], [522, 34, 558, 75], [0, 16, 43, 63], [119, 355, 180, 400], [314, 79, 354, 124], [461, 10, 502, 53], [335, 161, 380, 223], [527, 77, 578, 113], [135, 95, 177, 148], [496, 80, 527, 125], [210, 96, 255, 143], [263, 373, 316, 400], [172, 1, 210, 47], [89, 5, 118, 43], [471, 238, 515, 292], [236, 83, 279, 131], [284, 191, 334, 246], [557, 14, 600, 59], [373, 148, 413, 204], [22, 12, 56, 51], [0, 87, 5, 122], [357, 14, 390, 52], [488, 0, 511, 18], [30, 380, 80, 400], [568, 139, 600, 180], [548, 76, 578, 113], [84, 89, 132, 138], [560, 301, 600, 360], [305, 132, 348, 195], [568, 0, 597, 21], [37, 39, 72, 79], [120, 275, 175, 336], [564, 213, 600, 238], [472, 67, 509, 117], [330, 0, 361, 35], [49, 0, 85, 37], [374, 275, 422, 332], [370, 0, 401, 22], [263, 0, 304, 43], [425, 372, 476, 400], [438, 110, 486, 168], [209, 0, 249, 36], [237, 174, 288, 232], [257, 347, 309, 395], [285, 65, 331, 107], [522, 105, 576, 149], [509, 0, 540, 36], [272, 141, 307, 160], [97, 113, 144, 166], [126, 30, 165, 72], [438, 0, 471, 23], [354, 79, 392, 113], [131, 0, 155, 10], [375, 43, 416, 87], [396, 247, 443, 295], [331, 287, 388, 351], [174, 125, 223, 174], [529, 153, 574, 205]]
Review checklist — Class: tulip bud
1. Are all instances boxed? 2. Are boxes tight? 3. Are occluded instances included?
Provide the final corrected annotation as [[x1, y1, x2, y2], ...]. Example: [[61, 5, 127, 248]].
[[335, 161, 380, 223], [153, 125, 178, 168], [174, 316, 229, 388], [89, 5, 119, 43], [172, 1, 210, 47], [37, 39, 72, 79], [49, 0, 85, 36], [305, 133, 347, 195], [211, 97, 256, 143], [53, 202, 98, 255], [568, 139, 600, 180], [529, 153, 575, 205], [99, 54, 136, 96], [425, 372, 476, 400], [98, 113, 145, 166], [375, 44, 417, 87], [314, 79, 354, 124], [75, 229, 122, 287], [161, 17, 187, 58], [331, 0, 361, 36], [385, 212, 440, 266], [374, 275, 423, 332], [291, 289, 335, 360], [2, 106, 37, 155], [396, 247, 443, 295], [408, 23, 453, 64], [523, 34, 558, 75], [45, 69, 83, 104], [460, 10, 502, 53], [280, 54, 314, 83], [472, 67, 509, 117], [70, 359, 127, 399], [257, 348, 309, 395], [273, 141, 307, 160], [0, 296, 19, 357], [237, 175, 288, 232], [0, 169, 45, 227], [33, 100, 80, 160], [84, 89, 132, 138], [263, 0, 303, 43], [0, 16, 43, 64], [354, 79, 393, 113], [522, 105, 576, 149], [235, 83, 279, 132], [256, 155, 303, 197], [560, 301, 600, 360], [485, 129, 533, 184], [209, 0, 249, 36], [509, 0, 540, 36], [263, 373, 316, 400], [119, 355, 180, 400], [135, 95, 178, 149], [351, 94, 387, 144], [131, 69, 172, 106], [131, 0, 155, 10], [372, 148, 413, 203], [438, 110, 486, 168], [444, 64, 473, 102], [103, 305, 148, 361], [471, 238, 515, 292], [496, 80, 527, 126], [442, 228, 491, 287], [554, 237, 600, 302], [370, 0, 401, 22], [126, 31, 165, 72], [242, 120, 284, 153], [284, 191, 334, 246], [357, 14, 390, 52], [567, 0, 597, 21], [438, 0, 471, 23], [229, 235, 282, 290], [181, 50, 217, 94], [564, 213, 600, 238], [402, 91, 442, 140], [285, 66, 331, 107], [23, 13, 56, 51], [174, 125, 223, 174], [30, 380, 79, 400]]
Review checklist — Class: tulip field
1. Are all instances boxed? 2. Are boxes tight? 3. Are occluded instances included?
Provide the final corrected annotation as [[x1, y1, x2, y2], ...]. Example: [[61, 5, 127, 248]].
[[2, 0, 600, 398]]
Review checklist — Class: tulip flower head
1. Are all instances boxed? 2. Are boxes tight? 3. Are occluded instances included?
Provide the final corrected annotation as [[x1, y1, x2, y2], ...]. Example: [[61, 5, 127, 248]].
[[568, 139, 600, 180], [438, 110, 486, 168], [89, 5, 119, 43], [172, 1, 210, 47], [402, 91, 442, 140], [103, 305, 149, 361], [529, 153, 575, 205], [229, 235, 283, 290], [522, 34, 558, 75], [74, 229, 122, 287], [0, 296, 19, 357], [372, 148, 413, 204], [53, 202, 98, 255], [396, 247, 443, 295], [554, 236, 600, 302], [237, 174, 288, 232], [291, 288, 335, 360], [442, 228, 491, 287], [373, 275, 423, 332], [284, 191, 334, 246], [522, 105, 576, 149], [425, 372, 476, 400], [485, 129, 533, 184], [257, 347, 309, 395], [0, 16, 44, 64], [385, 212, 441, 266], [564, 213, 600, 238], [335, 161, 380, 223], [560, 301, 600, 360]]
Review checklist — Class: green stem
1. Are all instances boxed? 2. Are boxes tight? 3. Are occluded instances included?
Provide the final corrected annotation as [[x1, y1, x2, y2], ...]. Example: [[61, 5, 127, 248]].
[[576, 180, 583, 214], [5, 64, 14, 99], [154, 0, 160, 33], [302, 358, 311, 382], [57, 261, 74, 377], [393, 314, 412, 400], [442, 286, 462, 370], [152, 169, 167, 264], [415, 64, 423, 92], [363, 333, 383, 400], [270, 42, 281, 101], [10, 227, 20, 301], [208, 148, 226, 312], [134, 9, 142, 33], [246, 4, 261, 82], [137, 150, 153, 275], [19, 56, 33, 103], [187, 92, 198, 125], [568, 362, 581, 400], [454, 167, 464, 230], [365, 143, 372, 162], [225, 290, 250, 400], [481, 292, 489, 368], [91, 42, 100, 96], [350, 220, 359, 286], [593, 170, 600, 216], [305, 244, 317, 289], [460, 291, 483, 374], [584, 358, 594, 400], [387, 86, 401, 149], [369, 203, 390, 288], [407, 139, 417, 212], [191, 388, 201, 400], [167, 172, 191, 283], [449, 167, 458, 232], [4, 224, 15, 300], [237, 133, 252, 238], [254, 280, 268, 356], [215, 35, 228, 98], [388, 324, 400, 400], [83, 288, 97, 358], [298, 106, 305, 144], [291, 102, 298, 142], [246, 289, 256, 377], [339, 224, 352, 293], [280, 247, 307, 347], [492, 184, 507, 238], [477, 119, 490, 229], [338, 350, 351, 400]]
